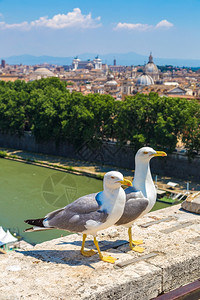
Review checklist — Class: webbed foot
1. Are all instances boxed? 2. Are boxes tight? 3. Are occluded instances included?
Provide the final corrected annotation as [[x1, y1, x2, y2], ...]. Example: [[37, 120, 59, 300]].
[[130, 245, 144, 253], [101, 255, 117, 264]]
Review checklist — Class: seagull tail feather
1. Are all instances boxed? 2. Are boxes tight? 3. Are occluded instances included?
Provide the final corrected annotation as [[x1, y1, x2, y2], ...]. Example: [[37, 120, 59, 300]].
[[25, 218, 46, 227], [24, 218, 53, 232], [24, 226, 53, 232]]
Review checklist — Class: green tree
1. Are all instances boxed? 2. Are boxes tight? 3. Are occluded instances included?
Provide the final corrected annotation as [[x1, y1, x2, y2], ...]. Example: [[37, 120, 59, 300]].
[[182, 100, 200, 157]]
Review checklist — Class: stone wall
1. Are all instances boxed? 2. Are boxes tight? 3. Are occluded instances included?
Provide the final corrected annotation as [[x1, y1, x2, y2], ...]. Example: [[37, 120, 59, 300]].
[[1, 205, 200, 299], [0, 132, 200, 180]]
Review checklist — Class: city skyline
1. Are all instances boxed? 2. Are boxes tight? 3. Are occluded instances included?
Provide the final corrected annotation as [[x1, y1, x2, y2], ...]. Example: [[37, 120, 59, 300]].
[[0, 0, 199, 60]]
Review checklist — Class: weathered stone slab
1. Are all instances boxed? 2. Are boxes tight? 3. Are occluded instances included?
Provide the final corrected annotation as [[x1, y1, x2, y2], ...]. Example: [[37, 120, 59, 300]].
[[0, 204, 200, 300], [139, 216, 177, 228], [181, 193, 200, 214]]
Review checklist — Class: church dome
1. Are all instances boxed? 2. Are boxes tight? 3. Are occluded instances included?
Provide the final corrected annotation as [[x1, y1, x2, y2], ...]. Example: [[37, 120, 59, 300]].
[[29, 67, 56, 80], [105, 80, 118, 86], [144, 53, 159, 81], [144, 63, 158, 74], [34, 68, 54, 77], [136, 74, 154, 86], [105, 73, 117, 86]]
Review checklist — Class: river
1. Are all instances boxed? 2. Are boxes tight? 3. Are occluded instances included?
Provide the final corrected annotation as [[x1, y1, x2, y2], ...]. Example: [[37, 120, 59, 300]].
[[0, 158, 169, 245]]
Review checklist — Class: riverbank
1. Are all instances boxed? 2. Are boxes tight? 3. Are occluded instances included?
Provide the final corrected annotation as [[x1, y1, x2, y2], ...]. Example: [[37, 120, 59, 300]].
[[1, 147, 200, 192], [1, 204, 200, 299]]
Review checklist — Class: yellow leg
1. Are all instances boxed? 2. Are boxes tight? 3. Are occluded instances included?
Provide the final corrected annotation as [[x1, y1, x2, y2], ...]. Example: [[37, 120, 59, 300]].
[[80, 234, 96, 257], [128, 227, 144, 253], [93, 237, 117, 264]]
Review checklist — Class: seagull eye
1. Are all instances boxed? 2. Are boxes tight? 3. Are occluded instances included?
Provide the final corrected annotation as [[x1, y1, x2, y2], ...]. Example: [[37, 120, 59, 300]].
[[111, 176, 115, 179], [143, 151, 148, 154]]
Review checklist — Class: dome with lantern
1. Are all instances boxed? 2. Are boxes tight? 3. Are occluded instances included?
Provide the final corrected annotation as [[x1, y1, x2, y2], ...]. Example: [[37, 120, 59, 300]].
[[144, 53, 159, 81]]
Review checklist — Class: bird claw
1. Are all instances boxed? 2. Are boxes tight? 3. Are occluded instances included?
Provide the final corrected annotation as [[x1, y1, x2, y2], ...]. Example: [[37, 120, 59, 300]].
[[81, 249, 96, 257], [101, 256, 117, 264]]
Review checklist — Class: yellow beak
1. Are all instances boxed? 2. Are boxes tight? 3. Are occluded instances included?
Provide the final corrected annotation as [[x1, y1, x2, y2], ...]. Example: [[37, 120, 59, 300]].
[[119, 178, 132, 187], [153, 151, 167, 157]]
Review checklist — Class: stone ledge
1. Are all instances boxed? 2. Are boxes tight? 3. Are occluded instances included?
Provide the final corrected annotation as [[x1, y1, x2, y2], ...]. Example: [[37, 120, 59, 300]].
[[181, 193, 200, 214], [0, 205, 200, 300]]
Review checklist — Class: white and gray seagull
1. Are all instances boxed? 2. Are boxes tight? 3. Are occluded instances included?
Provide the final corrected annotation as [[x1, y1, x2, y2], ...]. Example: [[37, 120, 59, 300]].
[[25, 171, 132, 264], [115, 147, 167, 252]]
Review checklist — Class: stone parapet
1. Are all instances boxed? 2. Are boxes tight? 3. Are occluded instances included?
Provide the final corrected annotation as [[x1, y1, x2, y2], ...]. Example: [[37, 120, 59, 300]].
[[0, 205, 200, 300]]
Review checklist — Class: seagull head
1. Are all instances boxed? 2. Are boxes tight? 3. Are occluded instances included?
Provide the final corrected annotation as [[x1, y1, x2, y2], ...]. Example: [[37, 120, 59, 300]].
[[136, 147, 167, 163], [103, 171, 132, 190]]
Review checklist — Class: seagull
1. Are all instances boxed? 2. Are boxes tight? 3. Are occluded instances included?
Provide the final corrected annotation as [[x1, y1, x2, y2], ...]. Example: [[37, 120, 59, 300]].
[[25, 171, 132, 264], [115, 147, 167, 252]]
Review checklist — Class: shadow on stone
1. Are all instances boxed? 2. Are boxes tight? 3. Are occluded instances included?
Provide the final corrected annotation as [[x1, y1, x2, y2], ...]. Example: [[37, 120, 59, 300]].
[[16, 239, 128, 269], [56, 239, 128, 251], [16, 249, 97, 269]]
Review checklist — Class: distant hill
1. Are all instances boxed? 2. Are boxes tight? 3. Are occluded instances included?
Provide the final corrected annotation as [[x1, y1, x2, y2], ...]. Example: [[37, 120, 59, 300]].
[[2, 52, 200, 68], [2, 54, 73, 66]]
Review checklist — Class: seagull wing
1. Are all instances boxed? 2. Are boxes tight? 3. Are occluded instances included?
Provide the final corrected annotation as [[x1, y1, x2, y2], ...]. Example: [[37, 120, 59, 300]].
[[45, 193, 109, 233], [115, 188, 149, 226]]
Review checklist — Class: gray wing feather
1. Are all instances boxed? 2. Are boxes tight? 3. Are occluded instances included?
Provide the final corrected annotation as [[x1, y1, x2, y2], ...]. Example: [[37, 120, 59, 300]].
[[115, 189, 149, 226], [65, 193, 99, 214], [45, 193, 108, 233]]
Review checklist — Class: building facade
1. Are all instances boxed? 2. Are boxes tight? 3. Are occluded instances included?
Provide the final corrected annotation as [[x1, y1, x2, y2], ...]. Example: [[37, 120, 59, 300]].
[[72, 56, 102, 71]]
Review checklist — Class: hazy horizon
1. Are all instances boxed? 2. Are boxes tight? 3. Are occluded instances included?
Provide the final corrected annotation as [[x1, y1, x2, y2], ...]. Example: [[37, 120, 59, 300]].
[[2, 52, 200, 68]]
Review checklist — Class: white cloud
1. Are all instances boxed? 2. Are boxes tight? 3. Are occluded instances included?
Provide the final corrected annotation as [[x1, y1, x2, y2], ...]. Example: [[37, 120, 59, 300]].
[[115, 22, 152, 31], [31, 8, 101, 29], [0, 8, 101, 30], [114, 19, 174, 31], [155, 19, 174, 29], [0, 21, 29, 30]]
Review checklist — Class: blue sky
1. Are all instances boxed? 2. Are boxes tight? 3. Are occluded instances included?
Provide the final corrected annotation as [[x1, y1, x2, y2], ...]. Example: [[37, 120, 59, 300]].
[[0, 0, 199, 59]]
